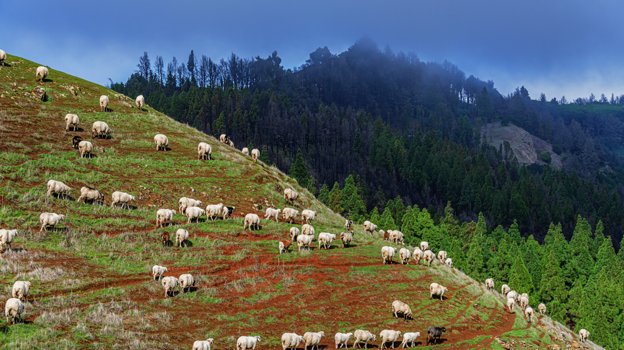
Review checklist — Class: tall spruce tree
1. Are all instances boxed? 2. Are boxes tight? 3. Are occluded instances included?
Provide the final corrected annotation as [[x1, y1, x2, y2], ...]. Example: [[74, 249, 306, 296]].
[[509, 256, 534, 296], [538, 248, 567, 319], [328, 182, 343, 214]]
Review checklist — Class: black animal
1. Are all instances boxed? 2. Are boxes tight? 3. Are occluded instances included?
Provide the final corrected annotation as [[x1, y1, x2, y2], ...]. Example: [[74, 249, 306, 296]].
[[224, 206, 235, 218], [427, 326, 446, 345], [344, 220, 353, 230], [72, 136, 83, 149]]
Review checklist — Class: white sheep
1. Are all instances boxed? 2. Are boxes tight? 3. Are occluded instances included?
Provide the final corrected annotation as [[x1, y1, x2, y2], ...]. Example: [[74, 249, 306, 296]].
[[243, 213, 261, 231], [161, 276, 179, 298], [538, 303, 546, 315], [193, 339, 214, 350], [363, 221, 377, 235], [445, 258, 452, 267], [152, 265, 168, 280], [156, 209, 176, 228], [281, 333, 304, 350], [381, 246, 397, 264], [179, 197, 203, 214], [39, 213, 65, 232], [399, 248, 411, 265], [501, 284, 510, 296], [206, 203, 225, 221], [154, 134, 169, 151], [0, 49, 6, 66], [340, 231, 353, 247], [520, 295, 529, 310], [379, 330, 402, 349], [318, 232, 336, 249], [136, 95, 145, 110], [423, 250, 435, 266], [111, 191, 135, 209], [420, 241, 428, 251], [301, 224, 315, 237], [290, 227, 300, 241], [297, 234, 314, 251], [237, 336, 262, 350], [36, 66, 49, 81], [64, 113, 79, 131], [284, 188, 298, 204], [99, 95, 109, 112], [251, 148, 260, 163], [303, 331, 324, 350], [264, 208, 281, 222], [12, 281, 31, 301], [5, 298, 24, 324], [579, 329, 590, 342], [401, 333, 420, 348], [301, 209, 316, 224], [78, 140, 93, 158], [77, 186, 104, 204], [179, 273, 195, 293], [279, 241, 288, 254], [391, 300, 412, 320], [198, 142, 212, 160], [507, 291, 518, 303], [334, 332, 353, 349], [353, 330, 376, 349], [219, 134, 229, 143], [524, 306, 534, 323], [175, 229, 190, 247], [506, 297, 515, 313], [92, 121, 111, 138], [412, 248, 423, 264], [437, 250, 447, 262], [430, 283, 447, 300], [186, 207, 205, 224], [283, 208, 299, 223], [485, 278, 494, 290], [46, 180, 71, 199], [241, 147, 249, 156]]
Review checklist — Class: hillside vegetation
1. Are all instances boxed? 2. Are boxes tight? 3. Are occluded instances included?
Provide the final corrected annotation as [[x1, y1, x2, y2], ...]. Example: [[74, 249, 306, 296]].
[[0, 54, 605, 349]]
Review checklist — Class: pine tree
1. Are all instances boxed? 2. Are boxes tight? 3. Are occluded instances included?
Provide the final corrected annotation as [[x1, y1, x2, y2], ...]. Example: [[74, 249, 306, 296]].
[[487, 237, 512, 284], [369, 207, 380, 224], [538, 248, 567, 319], [380, 207, 396, 230], [591, 220, 605, 259], [212, 111, 226, 135], [328, 182, 343, 214], [289, 149, 310, 188], [465, 234, 484, 280], [260, 145, 270, 164], [569, 215, 595, 279], [509, 256, 534, 296], [418, 209, 442, 250], [318, 184, 330, 205]]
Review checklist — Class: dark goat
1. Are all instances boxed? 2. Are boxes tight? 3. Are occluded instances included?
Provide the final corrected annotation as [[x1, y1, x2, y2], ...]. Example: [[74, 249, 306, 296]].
[[161, 232, 170, 246], [224, 206, 235, 218], [427, 326, 446, 345], [72, 136, 83, 149]]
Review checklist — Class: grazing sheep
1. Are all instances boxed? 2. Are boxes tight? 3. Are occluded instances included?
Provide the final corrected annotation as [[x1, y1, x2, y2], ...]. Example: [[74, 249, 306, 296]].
[[77, 186, 104, 204], [39, 213, 65, 232], [237, 336, 262, 350], [381, 246, 397, 264], [78, 140, 93, 158], [379, 330, 402, 349], [193, 339, 214, 350], [279, 240, 292, 254], [301, 224, 315, 237], [340, 231, 353, 247], [525, 306, 534, 323], [198, 142, 212, 160], [264, 208, 281, 222], [507, 291, 518, 303], [72, 135, 83, 149], [303, 331, 324, 350], [99, 95, 109, 112], [5, 298, 24, 325], [36, 66, 49, 81], [0, 49, 5, 66], [11, 281, 31, 301], [426, 327, 446, 346], [241, 147, 249, 156], [423, 250, 435, 266], [389, 230, 405, 245], [284, 188, 298, 204], [152, 265, 167, 280], [353, 330, 376, 349], [228, 140, 234, 147], [282, 333, 304, 350], [283, 208, 299, 223], [179, 274, 195, 293], [363, 221, 378, 236], [185, 207, 205, 224], [222, 206, 235, 219], [302, 209, 316, 224], [437, 250, 447, 262], [156, 209, 176, 228], [501, 284, 510, 296], [318, 232, 336, 249], [399, 248, 411, 265], [538, 303, 546, 315], [506, 297, 515, 313], [243, 213, 261, 231], [520, 295, 529, 310], [412, 248, 423, 264], [154, 134, 169, 151], [297, 234, 314, 251], [401, 333, 420, 348], [392, 300, 412, 321], [64, 113, 79, 131], [91, 121, 111, 139], [161, 231, 170, 246], [251, 148, 260, 163], [206, 203, 225, 221], [383, 230, 389, 241], [175, 229, 190, 247], [430, 283, 447, 300], [290, 227, 300, 241], [111, 191, 135, 209], [47, 180, 71, 199], [179, 197, 203, 214], [219, 134, 230, 144], [335, 332, 353, 349], [485, 278, 494, 290], [579, 329, 590, 342], [136, 95, 145, 110], [420, 241, 428, 251], [344, 220, 353, 230], [445, 258, 453, 267], [161, 276, 179, 298]]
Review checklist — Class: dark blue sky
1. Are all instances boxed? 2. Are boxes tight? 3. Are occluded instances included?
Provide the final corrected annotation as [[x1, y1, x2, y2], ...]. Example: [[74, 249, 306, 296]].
[[3, 0, 623, 100]]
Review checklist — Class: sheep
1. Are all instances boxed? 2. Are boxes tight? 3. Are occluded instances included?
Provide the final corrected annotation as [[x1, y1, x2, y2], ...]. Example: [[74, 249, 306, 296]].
[[186, 207, 205, 224], [152, 265, 167, 281], [579, 329, 590, 342], [426, 327, 446, 346], [47, 180, 71, 199], [538, 303, 546, 315], [353, 330, 376, 349], [437, 250, 447, 262], [506, 297, 515, 313], [156, 209, 176, 228], [290, 227, 301, 241], [206, 203, 225, 221], [445, 258, 453, 267], [501, 284, 511, 296], [401, 333, 420, 348], [64, 113, 79, 131], [485, 278, 494, 290], [303, 331, 324, 350], [198, 142, 212, 160], [251, 148, 260, 163], [72, 135, 83, 149], [175, 229, 190, 247], [279, 240, 292, 254], [297, 234, 314, 251], [243, 213, 261, 231], [12, 281, 31, 301], [5, 298, 24, 325], [283, 208, 299, 223], [228, 140, 234, 147], [383, 230, 389, 241], [340, 231, 353, 247], [99, 95, 109, 112], [379, 330, 402, 349], [399, 248, 411, 265], [381, 246, 397, 264], [222, 206, 235, 219], [363, 221, 377, 235], [318, 232, 336, 249], [302, 209, 316, 224], [423, 250, 435, 266], [111, 191, 135, 209], [334, 332, 353, 349], [0, 49, 5, 66], [520, 295, 529, 310], [392, 300, 412, 321], [92, 121, 111, 139], [389, 230, 404, 245], [281, 333, 304, 350], [36, 66, 49, 81], [420, 241, 428, 251], [39, 213, 65, 232], [241, 147, 249, 156], [301, 224, 315, 237], [161, 231, 170, 246], [77, 186, 104, 204], [237, 336, 262, 350], [161, 276, 179, 298], [193, 339, 214, 350], [507, 290, 518, 303], [284, 188, 299, 204], [344, 220, 353, 230], [179, 197, 203, 214], [179, 274, 195, 293], [154, 134, 169, 151], [78, 140, 93, 158], [264, 208, 281, 222], [524, 306, 534, 323], [136, 95, 145, 110], [430, 283, 447, 300], [412, 248, 423, 264], [219, 134, 230, 144]]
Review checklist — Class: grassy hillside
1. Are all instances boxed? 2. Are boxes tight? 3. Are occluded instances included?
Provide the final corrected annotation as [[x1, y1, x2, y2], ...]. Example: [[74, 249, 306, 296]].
[[0, 54, 602, 349]]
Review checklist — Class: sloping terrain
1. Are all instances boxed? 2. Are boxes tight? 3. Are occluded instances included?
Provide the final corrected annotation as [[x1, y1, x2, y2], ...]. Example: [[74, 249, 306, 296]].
[[0, 55, 601, 349]]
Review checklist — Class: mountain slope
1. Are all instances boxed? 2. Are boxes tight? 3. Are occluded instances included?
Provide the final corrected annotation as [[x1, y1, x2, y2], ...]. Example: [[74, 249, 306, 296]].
[[0, 54, 602, 349]]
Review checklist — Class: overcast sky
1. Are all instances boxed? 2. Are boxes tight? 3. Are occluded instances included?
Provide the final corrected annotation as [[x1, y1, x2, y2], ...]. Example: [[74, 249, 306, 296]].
[[2, 0, 623, 100]]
